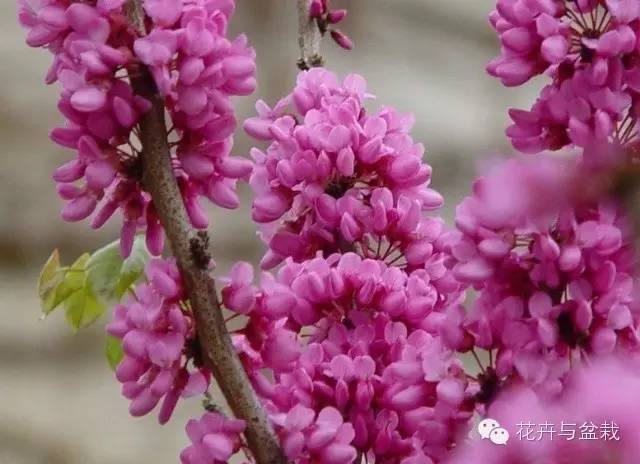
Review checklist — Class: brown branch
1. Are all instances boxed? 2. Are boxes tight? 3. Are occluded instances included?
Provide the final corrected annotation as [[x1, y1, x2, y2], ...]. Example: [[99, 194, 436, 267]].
[[124, 2, 285, 463], [297, 0, 323, 69]]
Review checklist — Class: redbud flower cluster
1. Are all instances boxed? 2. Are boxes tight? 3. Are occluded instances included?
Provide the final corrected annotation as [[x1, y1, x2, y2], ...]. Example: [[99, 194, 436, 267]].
[[446, 155, 639, 400], [215, 69, 473, 464], [244, 69, 445, 272], [219, 250, 472, 463], [107, 259, 210, 424], [488, 0, 640, 152], [134, 0, 256, 224], [18, 0, 255, 256]]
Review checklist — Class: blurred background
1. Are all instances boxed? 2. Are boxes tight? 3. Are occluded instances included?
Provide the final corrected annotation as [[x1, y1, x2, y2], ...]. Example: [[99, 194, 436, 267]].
[[0, 1, 541, 462]]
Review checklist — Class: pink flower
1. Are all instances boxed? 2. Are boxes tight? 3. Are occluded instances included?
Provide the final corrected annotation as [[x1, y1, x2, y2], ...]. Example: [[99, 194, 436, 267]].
[[506, 69, 633, 152], [132, 2, 256, 219], [18, 0, 168, 256], [181, 412, 246, 463], [143, 0, 183, 27], [272, 405, 357, 463], [488, 0, 637, 86], [221, 252, 461, 330], [330, 30, 353, 50], [308, 0, 353, 52]]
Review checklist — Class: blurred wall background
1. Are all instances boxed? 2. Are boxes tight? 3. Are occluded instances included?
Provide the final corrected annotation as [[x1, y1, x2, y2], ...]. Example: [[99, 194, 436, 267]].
[[0, 1, 540, 462]]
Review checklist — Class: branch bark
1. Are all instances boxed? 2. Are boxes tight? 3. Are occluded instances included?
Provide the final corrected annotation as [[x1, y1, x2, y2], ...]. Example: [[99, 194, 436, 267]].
[[297, 0, 323, 69], [611, 164, 640, 272], [124, 2, 285, 463]]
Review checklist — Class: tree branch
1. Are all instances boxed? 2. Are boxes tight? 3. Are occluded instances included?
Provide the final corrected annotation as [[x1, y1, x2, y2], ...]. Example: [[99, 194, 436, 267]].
[[124, 2, 285, 463], [297, 0, 323, 69]]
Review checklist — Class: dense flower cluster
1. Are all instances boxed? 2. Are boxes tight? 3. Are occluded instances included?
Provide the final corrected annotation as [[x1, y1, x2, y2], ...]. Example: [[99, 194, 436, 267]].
[[488, 0, 640, 152], [448, 357, 640, 464], [107, 259, 209, 424], [18, 0, 255, 255], [220, 253, 472, 463], [244, 69, 444, 270], [19, 0, 154, 255], [222, 253, 462, 331], [134, 0, 256, 224], [446, 155, 639, 400]]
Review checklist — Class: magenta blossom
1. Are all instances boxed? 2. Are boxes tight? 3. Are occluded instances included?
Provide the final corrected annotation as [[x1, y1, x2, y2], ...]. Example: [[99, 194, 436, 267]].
[[134, 0, 256, 223], [309, 0, 353, 51], [181, 412, 246, 464], [221, 252, 462, 331], [489, 0, 638, 86], [271, 405, 358, 463]]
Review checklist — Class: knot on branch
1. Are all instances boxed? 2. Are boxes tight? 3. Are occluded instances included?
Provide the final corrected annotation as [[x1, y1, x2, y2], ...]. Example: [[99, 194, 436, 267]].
[[190, 230, 212, 269], [297, 54, 324, 70], [185, 336, 205, 369], [202, 392, 223, 413]]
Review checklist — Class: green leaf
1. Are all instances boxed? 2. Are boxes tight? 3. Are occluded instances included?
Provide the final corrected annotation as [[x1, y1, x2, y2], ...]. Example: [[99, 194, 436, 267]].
[[45, 280, 77, 315], [116, 237, 150, 299], [65, 253, 91, 290], [37, 249, 64, 314], [38, 251, 89, 316], [105, 335, 124, 370], [85, 241, 125, 305], [37, 239, 150, 336], [64, 287, 105, 333], [86, 237, 150, 305]]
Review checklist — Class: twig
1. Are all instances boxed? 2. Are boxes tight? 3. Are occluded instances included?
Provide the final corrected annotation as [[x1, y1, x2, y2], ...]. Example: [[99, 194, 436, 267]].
[[296, 0, 323, 69], [124, 2, 285, 463]]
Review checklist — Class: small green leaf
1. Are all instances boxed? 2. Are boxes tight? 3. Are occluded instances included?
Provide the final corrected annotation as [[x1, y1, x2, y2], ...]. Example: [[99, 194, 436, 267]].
[[64, 253, 91, 291], [116, 237, 150, 299], [86, 237, 150, 305], [37, 239, 150, 335], [105, 335, 124, 370], [44, 280, 76, 315], [38, 250, 64, 314], [85, 241, 125, 305], [64, 287, 105, 333], [38, 251, 90, 315]]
